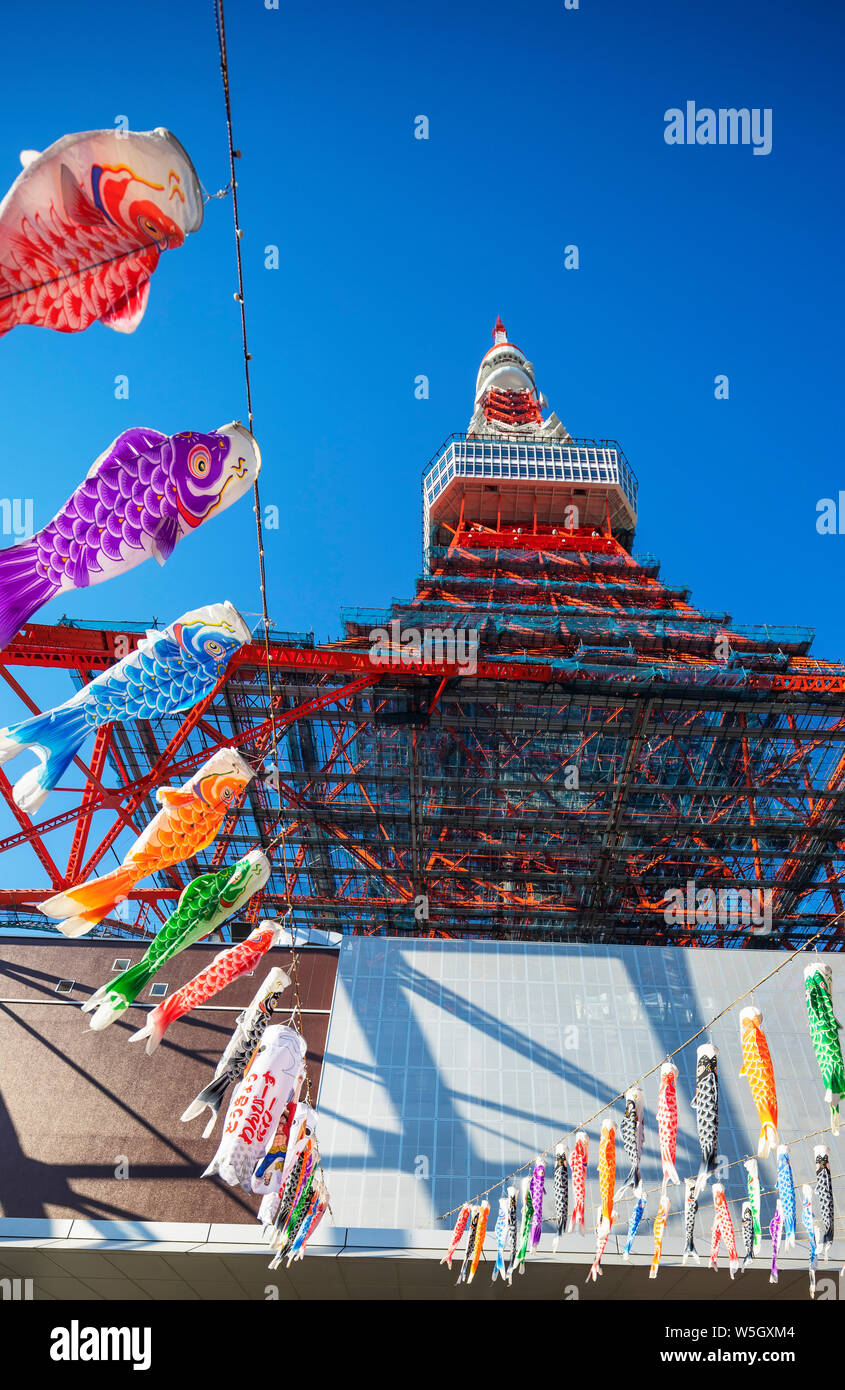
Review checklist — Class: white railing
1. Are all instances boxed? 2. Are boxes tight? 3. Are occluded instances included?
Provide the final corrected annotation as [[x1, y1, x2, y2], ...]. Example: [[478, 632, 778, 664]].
[[423, 438, 638, 515]]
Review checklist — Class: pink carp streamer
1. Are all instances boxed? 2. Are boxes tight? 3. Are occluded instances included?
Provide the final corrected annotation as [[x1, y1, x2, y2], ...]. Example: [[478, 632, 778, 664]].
[[442, 1203, 472, 1270], [709, 1210, 721, 1272], [130, 920, 288, 1054], [657, 1062, 680, 1190], [713, 1184, 739, 1279], [568, 1131, 589, 1235], [0, 127, 202, 339]]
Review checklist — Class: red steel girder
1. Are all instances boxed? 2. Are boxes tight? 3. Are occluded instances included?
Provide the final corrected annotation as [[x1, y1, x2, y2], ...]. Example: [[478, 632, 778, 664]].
[[65, 725, 112, 882]]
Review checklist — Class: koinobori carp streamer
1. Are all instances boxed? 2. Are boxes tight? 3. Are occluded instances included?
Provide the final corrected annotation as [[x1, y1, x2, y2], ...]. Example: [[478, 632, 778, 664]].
[[458, 1206, 480, 1284], [815, 1145, 834, 1259], [552, 1144, 568, 1252], [801, 1185, 818, 1298], [0, 425, 261, 653], [129, 919, 288, 1054], [650, 1194, 670, 1279], [692, 1043, 719, 1197], [769, 1204, 782, 1284], [682, 1177, 699, 1266], [713, 1184, 739, 1279], [776, 1146, 797, 1251], [568, 1131, 588, 1235], [505, 1187, 518, 1284], [657, 1062, 680, 1190], [442, 1203, 471, 1271], [514, 1178, 533, 1276], [623, 1192, 646, 1260], [180, 966, 291, 1138], [804, 962, 845, 1136], [587, 1120, 615, 1282], [740, 1202, 754, 1273], [468, 1201, 489, 1284], [619, 1087, 644, 1198], [81, 850, 270, 1030], [744, 1158, 762, 1255], [528, 1159, 545, 1250], [40, 748, 254, 936], [0, 601, 250, 812], [492, 1197, 509, 1282], [0, 127, 202, 338], [202, 1024, 307, 1191], [252, 1101, 316, 1197], [739, 1006, 779, 1159]]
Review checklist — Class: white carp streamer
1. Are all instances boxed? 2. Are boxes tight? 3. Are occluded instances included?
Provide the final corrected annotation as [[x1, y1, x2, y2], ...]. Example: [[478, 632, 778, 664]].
[[202, 1024, 306, 1191]]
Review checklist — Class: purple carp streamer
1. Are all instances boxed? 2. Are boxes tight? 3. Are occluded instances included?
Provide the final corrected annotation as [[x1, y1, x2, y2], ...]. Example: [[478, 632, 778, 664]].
[[0, 425, 260, 652], [769, 1204, 782, 1285], [529, 1159, 545, 1250]]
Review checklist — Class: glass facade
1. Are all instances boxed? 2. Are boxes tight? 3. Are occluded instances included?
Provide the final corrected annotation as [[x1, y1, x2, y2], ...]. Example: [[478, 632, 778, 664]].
[[318, 938, 841, 1259]]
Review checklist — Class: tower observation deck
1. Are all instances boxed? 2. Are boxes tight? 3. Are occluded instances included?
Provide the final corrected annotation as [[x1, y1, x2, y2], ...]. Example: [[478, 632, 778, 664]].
[[2, 320, 845, 949]]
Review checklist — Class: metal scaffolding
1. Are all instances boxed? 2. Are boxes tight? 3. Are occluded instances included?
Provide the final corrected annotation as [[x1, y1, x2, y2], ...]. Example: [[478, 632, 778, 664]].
[[2, 513, 845, 948]]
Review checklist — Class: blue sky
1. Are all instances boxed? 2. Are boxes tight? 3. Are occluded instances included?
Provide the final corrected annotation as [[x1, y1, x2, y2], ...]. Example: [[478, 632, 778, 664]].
[[1, 0, 843, 889]]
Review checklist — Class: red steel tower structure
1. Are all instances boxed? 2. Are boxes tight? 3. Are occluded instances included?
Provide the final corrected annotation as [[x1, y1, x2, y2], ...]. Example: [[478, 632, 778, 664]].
[[2, 319, 845, 947]]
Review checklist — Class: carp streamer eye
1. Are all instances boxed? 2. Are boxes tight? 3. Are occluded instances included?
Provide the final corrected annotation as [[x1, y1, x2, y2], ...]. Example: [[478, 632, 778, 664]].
[[205, 639, 223, 655], [139, 213, 168, 246], [188, 446, 212, 479]]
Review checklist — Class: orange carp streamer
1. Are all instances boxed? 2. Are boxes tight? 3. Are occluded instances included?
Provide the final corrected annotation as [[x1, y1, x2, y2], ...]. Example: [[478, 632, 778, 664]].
[[40, 749, 254, 936], [587, 1121, 616, 1282], [468, 1200, 489, 1284], [739, 1006, 779, 1159], [649, 1194, 670, 1279]]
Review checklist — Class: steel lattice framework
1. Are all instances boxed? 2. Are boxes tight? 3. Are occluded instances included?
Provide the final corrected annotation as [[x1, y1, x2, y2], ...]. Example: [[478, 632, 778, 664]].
[[2, 323, 845, 949], [2, 519, 845, 948]]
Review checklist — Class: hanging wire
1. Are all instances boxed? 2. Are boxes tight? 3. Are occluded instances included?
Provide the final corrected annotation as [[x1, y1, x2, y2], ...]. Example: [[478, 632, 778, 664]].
[[211, 0, 290, 893], [439, 912, 843, 1221], [213, 0, 329, 1217]]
